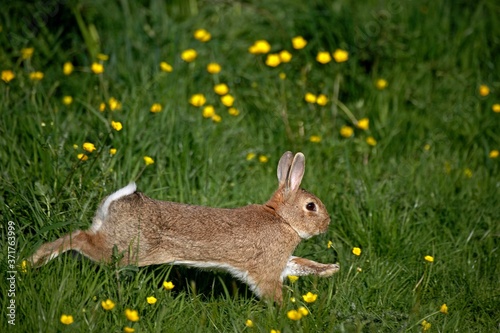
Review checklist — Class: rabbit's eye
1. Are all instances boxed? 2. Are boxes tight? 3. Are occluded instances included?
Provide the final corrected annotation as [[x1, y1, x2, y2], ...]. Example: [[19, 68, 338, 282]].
[[306, 202, 316, 211]]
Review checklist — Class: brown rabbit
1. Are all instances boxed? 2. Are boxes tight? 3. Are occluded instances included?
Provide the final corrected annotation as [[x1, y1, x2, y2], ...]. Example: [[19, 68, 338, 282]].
[[30, 151, 339, 303]]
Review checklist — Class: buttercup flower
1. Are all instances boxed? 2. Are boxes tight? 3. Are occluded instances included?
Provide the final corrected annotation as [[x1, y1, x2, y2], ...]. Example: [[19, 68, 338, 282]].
[[101, 299, 115, 310], [144, 156, 154, 166], [245, 319, 254, 327], [259, 155, 269, 163], [333, 49, 349, 63], [492, 103, 500, 113], [194, 28, 211, 42], [228, 107, 240, 116], [489, 150, 499, 158], [279, 50, 292, 63], [202, 105, 216, 118], [160, 61, 173, 72], [421, 320, 431, 331], [214, 83, 229, 95], [1, 70, 15, 83], [108, 97, 121, 111], [302, 292, 318, 303], [310, 135, 321, 143], [376, 79, 388, 90], [62, 96, 73, 105], [124, 309, 139, 322], [479, 84, 490, 96], [287, 309, 302, 321], [181, 49, 197, 62], [206, 62, 221, 74], [340, 125, 354, 138], [21, 47, 34, 59], [352, 247, 362, 256], [366, 136, 377, 146], [60, 314, 74, 325], [190, 94, 206, 107], [29, 71, 44, 81], [248, 40, 271, 54], [91, 62, 104, 74], [424, 255, 434, 262], [99, 102, 106, 112], [150, 103, 162, 113], [77, 153, 88, 161], [316, 94, 328, 106], [163, 281, 175, 290], [266, 53, 281, 67], [110, 148, 117, 155], [279, 72, 286, 80], [298, 307, 309, 316], [357, 118, 369, 130], [123, 327, 135, 333], [304, 93, 317, 104], [327, 240, 333, 248], [83, 142, 96, 152], [212, 113, 221, 123], [221, 94, 235, 107], [440, 303, 448, 314], [270, 330, 281, 333], [97, 53, 109, 61], [63, 62, 74, 75], [111, 121, 123, 131], [316, 51, 331, 64], [147, 296, 157, 304], [246, 153, 256, 161], [287, 275, 299, 283], [20, 260, 28, 273], [292, 36, 307, 49]]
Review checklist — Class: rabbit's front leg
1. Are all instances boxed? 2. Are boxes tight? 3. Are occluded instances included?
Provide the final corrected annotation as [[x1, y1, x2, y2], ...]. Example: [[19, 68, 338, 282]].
[[283, 256, 339, 278]]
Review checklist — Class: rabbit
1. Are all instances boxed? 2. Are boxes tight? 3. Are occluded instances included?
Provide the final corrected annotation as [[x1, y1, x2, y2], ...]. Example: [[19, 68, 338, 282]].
[[30, 151, 339, 303]]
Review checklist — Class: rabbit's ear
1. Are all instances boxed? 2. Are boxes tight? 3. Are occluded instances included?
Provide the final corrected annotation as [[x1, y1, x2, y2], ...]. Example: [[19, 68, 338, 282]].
[[287, 153, 305, 192], [277, 151, 294, 186]]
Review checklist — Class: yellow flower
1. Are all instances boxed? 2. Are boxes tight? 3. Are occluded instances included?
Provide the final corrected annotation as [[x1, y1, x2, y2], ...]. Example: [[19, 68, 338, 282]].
[[340, 125, 354, 138], [248, 40, 271, 54], [206, 62, 221, 74], [83, 142, 96, 152], [259, 155, 269, 163], [290, 297, 296, 303], [333, 49, 349, 63], [108, 97, 121, 111], [292, 36, 307, 49], [309, 135, 321, 143], [316, 94, 328, 106], [147, 296, 157, 304], [298, 307, 309, 316], [97, 53, 109, 61], [63, 62, 74, 75], [99, 102, 106, 112], [202, 105, 216, 118], [163, 281, 175, 290], [111, 121, 123, 131], [246, 153, 256, 161], [375, 79, 388, 90], [123, 327, 135, 333], [91, 62, 104, 74], [302, 292, 318, 303], [287, 275, 299, 283], [366, 136, 377, 146], [211, 114, 222, 123], [424, 255, 434, 263], [21, 47, 34, 59], [181, 49, 197, 62], [352, 247, 362, 256], [144, 156, 155, 166], [221, 94, 235, 107], [357, 118, 369, 130], [492, 103, 500, 113], [357, 267, 363, 272], [327, 240, 333, 248], [279, 50, 292, 63], [287, 309, 302, 321], [124, 309, 139, 322], [29, 71, 44, 81], [150, 103, 162, 113], [1, 70, 15, 83], [265, 53, 281, 67], [194, 28, 211, 42], [489, 150, 499, 158], [304, 93, 317, 104], [110, 148, 117, 155], [464, 168, 473, 178], [77, 153, 88, 161], [245, 319, 254, 327], [440, 303, 448, 314], [62, 96, 73, 105], [421, 320, 431, 331], [190, 94, 206, 107], [424, 144, 431, 151], [479, 84, 490, 96], [316, 51, 332, 64], [60, 314, 74, 325], [160, 61, 173, 72], [20, 260, 28, 273], [270, 330, 281, 333], [228, 107, 240, 116], [101, 299, 115, 310], [214, 83, 229, 95], [279, 72, 286, 80]]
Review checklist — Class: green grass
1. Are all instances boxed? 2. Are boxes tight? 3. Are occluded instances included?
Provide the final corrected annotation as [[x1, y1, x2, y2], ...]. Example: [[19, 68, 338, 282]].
[[1, 0, 500, 332]]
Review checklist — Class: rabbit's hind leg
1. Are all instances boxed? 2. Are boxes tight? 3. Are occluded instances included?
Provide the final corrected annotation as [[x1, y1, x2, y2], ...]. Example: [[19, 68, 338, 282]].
[[282, 256, 340, 278]]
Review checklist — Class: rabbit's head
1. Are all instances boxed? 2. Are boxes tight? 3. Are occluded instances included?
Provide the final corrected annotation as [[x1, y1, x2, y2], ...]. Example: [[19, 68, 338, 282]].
[[266, 152, 331, 239]]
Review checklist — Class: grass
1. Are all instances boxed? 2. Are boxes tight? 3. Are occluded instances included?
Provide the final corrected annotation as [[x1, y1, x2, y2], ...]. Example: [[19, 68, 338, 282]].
[[1, 0, 499, 332]]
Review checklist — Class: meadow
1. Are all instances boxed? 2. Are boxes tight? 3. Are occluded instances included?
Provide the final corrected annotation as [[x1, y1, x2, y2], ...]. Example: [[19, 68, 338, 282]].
[[1, 0, 499, 332]]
